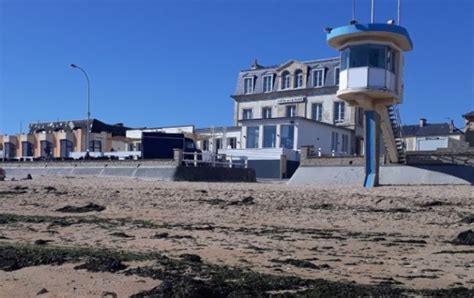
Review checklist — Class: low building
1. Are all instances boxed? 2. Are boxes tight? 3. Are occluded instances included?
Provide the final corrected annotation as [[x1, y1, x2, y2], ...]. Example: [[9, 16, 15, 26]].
[[401, 118, 464, 151], [1, 119, 130, 160]]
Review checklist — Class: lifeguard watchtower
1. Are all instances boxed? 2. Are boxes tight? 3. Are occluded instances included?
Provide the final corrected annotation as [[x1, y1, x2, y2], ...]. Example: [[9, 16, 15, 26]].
[[326, 1, 413, 187]]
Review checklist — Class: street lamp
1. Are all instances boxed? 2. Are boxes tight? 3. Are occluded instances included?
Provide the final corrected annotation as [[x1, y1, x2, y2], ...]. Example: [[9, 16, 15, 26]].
[[70, 64, 91, 155]]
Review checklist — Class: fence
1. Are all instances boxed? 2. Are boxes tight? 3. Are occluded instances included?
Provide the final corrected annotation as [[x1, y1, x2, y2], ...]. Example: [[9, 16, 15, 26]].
[[180, 150, 248, 168]]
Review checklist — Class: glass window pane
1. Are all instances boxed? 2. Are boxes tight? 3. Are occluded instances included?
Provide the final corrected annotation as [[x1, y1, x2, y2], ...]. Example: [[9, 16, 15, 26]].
[[263, 125, 276, 148], [246, 126, 259, 148], [368, 45, 386, 68], [349, 45, 369, 68], [280, 125, 294, 149]]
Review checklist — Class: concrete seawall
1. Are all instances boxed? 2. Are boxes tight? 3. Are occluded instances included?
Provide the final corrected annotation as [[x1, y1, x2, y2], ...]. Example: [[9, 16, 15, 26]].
[[2, 160, 256, 183], [289, 164, 474, 186]]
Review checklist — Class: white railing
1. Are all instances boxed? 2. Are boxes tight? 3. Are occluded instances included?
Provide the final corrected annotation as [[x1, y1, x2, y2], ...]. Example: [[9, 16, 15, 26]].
[[182, 151, 248, 168]]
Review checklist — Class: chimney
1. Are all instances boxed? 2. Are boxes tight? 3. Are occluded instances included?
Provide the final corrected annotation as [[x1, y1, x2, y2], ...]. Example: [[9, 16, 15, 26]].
[[251, 59, 262, 70], [419, 118, 427, 127], [449, 120, 454, 133]]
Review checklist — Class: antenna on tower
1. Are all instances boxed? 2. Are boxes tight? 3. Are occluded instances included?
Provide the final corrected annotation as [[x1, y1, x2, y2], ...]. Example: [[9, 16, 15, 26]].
[[397, 0, 401, 25], [371, 0, 375, 23], [352, 0, 356, 21]]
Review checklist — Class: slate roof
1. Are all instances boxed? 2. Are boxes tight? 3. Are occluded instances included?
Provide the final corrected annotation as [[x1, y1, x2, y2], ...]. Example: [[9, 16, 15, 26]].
[[401, 123, 463, 137], [29, 119, 130, 136], [462, 111, 474, 118], [234, 57, 340, 96]]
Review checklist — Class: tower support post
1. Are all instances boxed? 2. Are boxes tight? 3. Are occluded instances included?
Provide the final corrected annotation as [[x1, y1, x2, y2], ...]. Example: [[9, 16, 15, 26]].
[[364, 110, 381, 188]]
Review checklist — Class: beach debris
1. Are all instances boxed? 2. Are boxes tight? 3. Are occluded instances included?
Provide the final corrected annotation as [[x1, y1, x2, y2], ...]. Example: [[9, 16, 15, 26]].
[[102, 291, 118, 298], [196, 196, 255, 207], [228, 196, 255, 206], [179, 254, 202, 263], [152, 232, 169, 239], [0, 168, 5, 181], [34, 239, 52, 246], [110, 232, 134, 238], [0, 186, 28, 196], [270, 258, 330, 270], [151, 233, 193, 240], [36, 288, 48, 295], [451, 230, 474, 246], [461, 214, 474, 224], [43, 186, 57, 192], [56, 203, 105, 213], [417, 201, 453, 208], [74, 257, 127, 273]]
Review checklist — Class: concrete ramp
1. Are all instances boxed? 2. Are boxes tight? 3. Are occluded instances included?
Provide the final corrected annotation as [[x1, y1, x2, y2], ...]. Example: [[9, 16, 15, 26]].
[[289, 165, 474, 186]]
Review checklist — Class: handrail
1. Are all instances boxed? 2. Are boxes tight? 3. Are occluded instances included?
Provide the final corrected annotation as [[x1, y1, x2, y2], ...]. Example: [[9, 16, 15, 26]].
[[182, 151, 248, 168]]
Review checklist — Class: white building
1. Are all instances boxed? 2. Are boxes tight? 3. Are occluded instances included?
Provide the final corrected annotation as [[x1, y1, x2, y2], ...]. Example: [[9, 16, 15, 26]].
[[194, 58, 363, 178]]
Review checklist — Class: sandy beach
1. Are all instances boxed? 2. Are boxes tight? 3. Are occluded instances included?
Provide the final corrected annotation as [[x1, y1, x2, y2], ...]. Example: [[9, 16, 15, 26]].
[[0, 176, 473, 296]]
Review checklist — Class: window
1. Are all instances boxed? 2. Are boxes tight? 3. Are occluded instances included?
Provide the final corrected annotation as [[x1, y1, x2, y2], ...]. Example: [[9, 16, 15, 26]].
[[334, 67, 340, 85], [246, 126, 259, 148], [263, 75, 273, 92], [341, 48, 350, 70], [244, 77, 253, 94], [21, 141, 33, 157], [185, 139, 195, 150], [214, 138, 222, 153], [242, 108, 253, 120], [294, 70, 304, 88], [331, 132, 339, 152], [60, 139, 73, 158], [386, 48, 397, 73], [368, 45, 386, 68], [202, 140, 209, 151], [342, 134, 349, 153], [227, 137, 237, 149], [286, 105, 296, 117], [89, 140, 102, 152], [262, 107, 272, 119], [313, 68, 324, 87], [357, 107, 364, 125], [5, 142, 16, 159], [281, 71, 290, 90], [263, 125, 276, 148], [342, 44, 396, 72], [334, 102, 345, 123], [40, 141, 51, 158], [311, 103, 323, 121], [280, 125, 294, 149]]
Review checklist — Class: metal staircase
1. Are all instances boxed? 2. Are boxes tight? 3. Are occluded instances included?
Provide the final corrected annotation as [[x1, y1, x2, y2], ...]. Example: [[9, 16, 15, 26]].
[[387, 105, 406, 163]]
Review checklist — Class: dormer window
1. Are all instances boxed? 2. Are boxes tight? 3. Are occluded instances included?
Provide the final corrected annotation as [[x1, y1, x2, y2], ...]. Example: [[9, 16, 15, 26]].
[[313, 68, 325, 87], [244, 77, 254, 94], [294, 70, 304, 88], [281, 71, 290, 90], [262, 75, 273, 93]]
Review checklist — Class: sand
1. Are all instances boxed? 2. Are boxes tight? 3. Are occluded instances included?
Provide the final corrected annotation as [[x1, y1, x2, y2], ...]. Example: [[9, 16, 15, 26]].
[[0, 176, 473, 296]]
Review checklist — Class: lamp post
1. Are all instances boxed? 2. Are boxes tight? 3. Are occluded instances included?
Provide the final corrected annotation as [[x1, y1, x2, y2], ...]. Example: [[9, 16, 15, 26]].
[[70, 64, 91, 154]]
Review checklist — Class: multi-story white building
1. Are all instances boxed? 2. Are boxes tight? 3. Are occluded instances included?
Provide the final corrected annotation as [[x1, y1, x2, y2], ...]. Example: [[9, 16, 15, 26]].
[[195, 57, 365, 178]]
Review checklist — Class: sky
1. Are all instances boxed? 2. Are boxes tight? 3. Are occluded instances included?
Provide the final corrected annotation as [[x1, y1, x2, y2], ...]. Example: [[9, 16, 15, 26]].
[[0, 0, 473, 134]]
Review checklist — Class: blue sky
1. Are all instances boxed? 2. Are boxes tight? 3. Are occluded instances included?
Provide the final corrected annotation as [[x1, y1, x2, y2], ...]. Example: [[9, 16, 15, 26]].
[[1, 0, 473, 134]]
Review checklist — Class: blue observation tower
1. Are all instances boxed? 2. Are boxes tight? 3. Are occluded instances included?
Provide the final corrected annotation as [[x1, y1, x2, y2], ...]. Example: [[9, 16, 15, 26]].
[[326, 0, 413, 188]]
